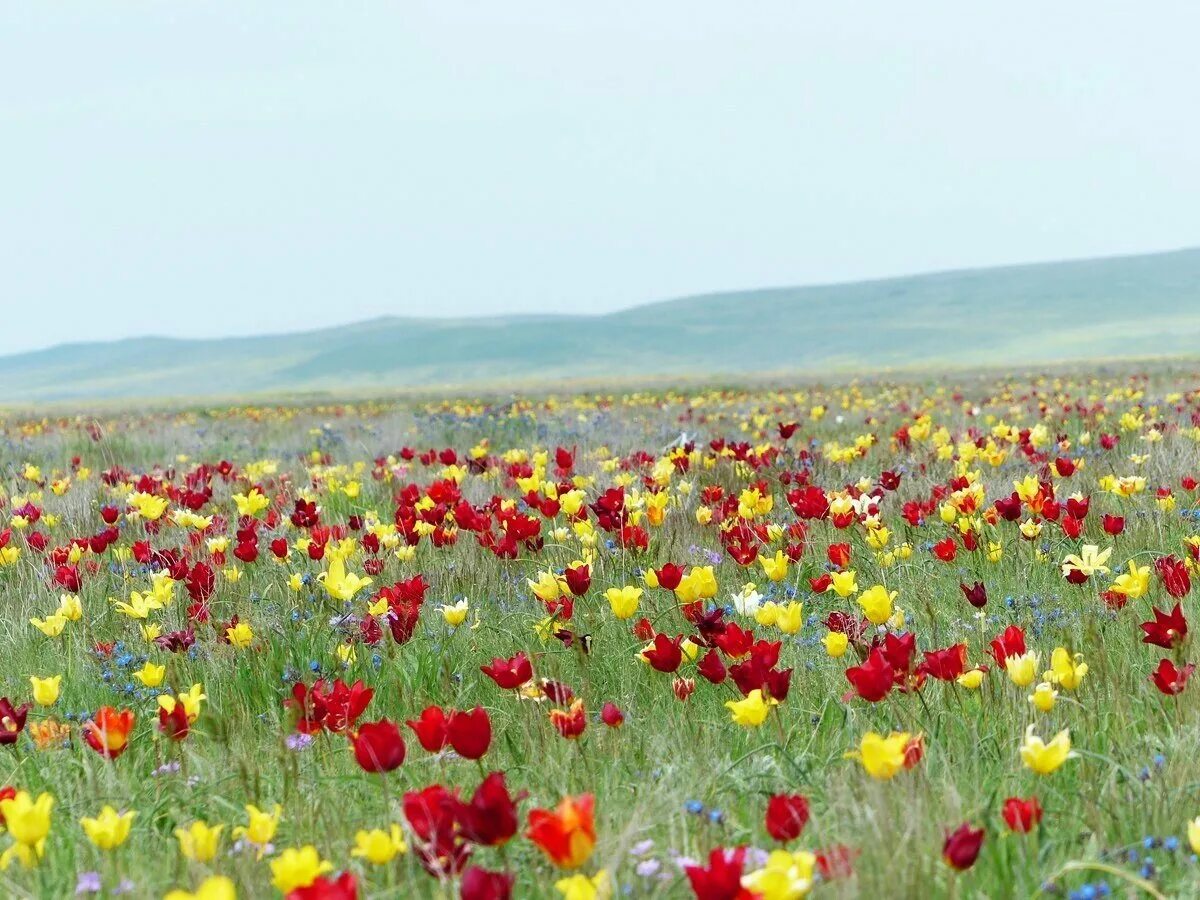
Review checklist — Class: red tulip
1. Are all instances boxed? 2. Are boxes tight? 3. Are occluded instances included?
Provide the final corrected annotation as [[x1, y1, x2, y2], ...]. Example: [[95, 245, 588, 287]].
[[827, 543, 852, 569], [932, 538, 957, 562], [764, 794, 809, 842], [287, 871, 358, 900], [350, 719, 406, 773], [1140, 604, 1188, 649], [1001, 796, 1043, 833], [456, 772, 523, 846], [1150, 659, 1195, 695], [959, 581, 987, 609], [642, 634, 684, 673], [600, 702, 624, 728], [988, 626, 1026, 668], [683, 846, 749, 900], [942, 823, 984, 870], [447, 707, 491, 759], [697, 649, 728, 684], [460, 866, 514, 900], [1156, 555, 1192, 598], [655, 563, 685, 591], [0, 699, 30, 746], [480, 652, 533, 690], [845, 648, 894, 702], [919, 644, 968, 682], [549, 700, 587, 740]]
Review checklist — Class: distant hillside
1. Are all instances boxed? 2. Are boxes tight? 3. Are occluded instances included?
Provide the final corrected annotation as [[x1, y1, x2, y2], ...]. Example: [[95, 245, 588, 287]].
[[5, 247, 1200, 402]]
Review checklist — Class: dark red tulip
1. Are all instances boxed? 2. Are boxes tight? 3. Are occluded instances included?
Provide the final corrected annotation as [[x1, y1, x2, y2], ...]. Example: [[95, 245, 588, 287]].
[[0, 699, 30, 745], [600, 702, 624, 728], [563, 564, 591, 597], [959, 581, 987, 609], [764, 794, 810, 842], [459, 866, 514, 900], [1140, 604, 1188, 649], [456, 772, 523, 846], [447, 707, 491, 760], [942, 823, 984, 870], [350, 719, 406, 773]]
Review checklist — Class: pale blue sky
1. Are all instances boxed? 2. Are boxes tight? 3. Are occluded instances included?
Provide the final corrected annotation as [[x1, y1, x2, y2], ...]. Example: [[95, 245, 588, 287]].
[[3, 3, 1198, 355]]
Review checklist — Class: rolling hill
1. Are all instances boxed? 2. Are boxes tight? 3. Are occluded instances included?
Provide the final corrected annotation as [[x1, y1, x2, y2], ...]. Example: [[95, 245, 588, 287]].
[[5, 247, 1200, 403]]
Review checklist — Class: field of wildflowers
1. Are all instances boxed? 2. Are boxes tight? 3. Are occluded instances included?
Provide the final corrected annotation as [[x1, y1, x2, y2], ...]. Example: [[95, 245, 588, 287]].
[[3, 371, 1200, 899]]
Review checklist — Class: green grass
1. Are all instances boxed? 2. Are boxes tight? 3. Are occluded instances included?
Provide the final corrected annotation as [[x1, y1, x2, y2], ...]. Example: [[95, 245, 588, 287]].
[[0, 370, 1198, 898]]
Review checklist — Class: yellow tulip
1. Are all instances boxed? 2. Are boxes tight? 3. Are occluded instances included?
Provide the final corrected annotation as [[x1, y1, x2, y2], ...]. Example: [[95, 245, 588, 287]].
[[724, 689, 777, 727], [1020, 724, 1077, 775], [847, 731, 912, 780], [270, 845, 334, 894], [80, 806, 134, 850], [29, 675, 61, 707], [175, 821, 224, 862], [604, 586, 642, 620]]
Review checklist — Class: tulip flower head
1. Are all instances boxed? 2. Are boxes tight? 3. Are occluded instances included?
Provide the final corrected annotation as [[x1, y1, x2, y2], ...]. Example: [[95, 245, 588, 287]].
[[1020, 724, 1077, 775]]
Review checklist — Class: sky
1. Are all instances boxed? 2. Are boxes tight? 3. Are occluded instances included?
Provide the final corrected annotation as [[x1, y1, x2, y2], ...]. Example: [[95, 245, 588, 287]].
[[3, 3, 1199, 356]]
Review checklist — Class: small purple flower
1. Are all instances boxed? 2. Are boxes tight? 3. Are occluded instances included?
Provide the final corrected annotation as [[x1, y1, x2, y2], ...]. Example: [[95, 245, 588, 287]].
[[636, 859, 662, 877], [286, 732, 314, 752], [75, 872, 102, 895]]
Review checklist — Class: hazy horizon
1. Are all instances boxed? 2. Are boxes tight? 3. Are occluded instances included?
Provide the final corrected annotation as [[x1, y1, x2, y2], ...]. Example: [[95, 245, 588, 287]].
[[4, 2, 1200, 355], [3, 243, 1198, 358]]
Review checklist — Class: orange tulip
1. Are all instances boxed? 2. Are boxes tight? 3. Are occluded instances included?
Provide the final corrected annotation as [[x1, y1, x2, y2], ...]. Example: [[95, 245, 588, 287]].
[[83, 707, 135, 759], [526, 793, 595, 868]]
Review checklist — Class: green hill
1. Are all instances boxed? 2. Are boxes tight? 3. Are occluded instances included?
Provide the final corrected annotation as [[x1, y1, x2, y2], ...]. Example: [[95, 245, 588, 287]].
[[6, 247, 1200, 402]]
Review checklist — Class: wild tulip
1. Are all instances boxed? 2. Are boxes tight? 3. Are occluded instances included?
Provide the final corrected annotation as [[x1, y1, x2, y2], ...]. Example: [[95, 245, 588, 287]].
[[460, 866, 515, 900], [456, 772, 523, 846], [175, 821, 224, 862], [481, 652, 533, 689], [270, 845, 334, 894], [287, 871, 358, 900], [83, 707, 134, 759], [80, 806, 135, 850], [550, 700, 588, 739], [0, 698, 30, 745], [407, 706, 450, 752], [350, 719, 406, 773], [942, 823, 984, 870], [600, 702, 624, 728], [764, 794, 809, 842], [1001, 797, 1043, 833], [1020, 725, 1077, 775], [1150, 659, 1195, 695], [527, 794, 596, 868], [447, 706, 491, 759]]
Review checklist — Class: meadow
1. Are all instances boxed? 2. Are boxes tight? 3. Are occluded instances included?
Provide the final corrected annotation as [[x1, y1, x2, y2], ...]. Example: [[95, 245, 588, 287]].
[[1, 371, 1200, 899]]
